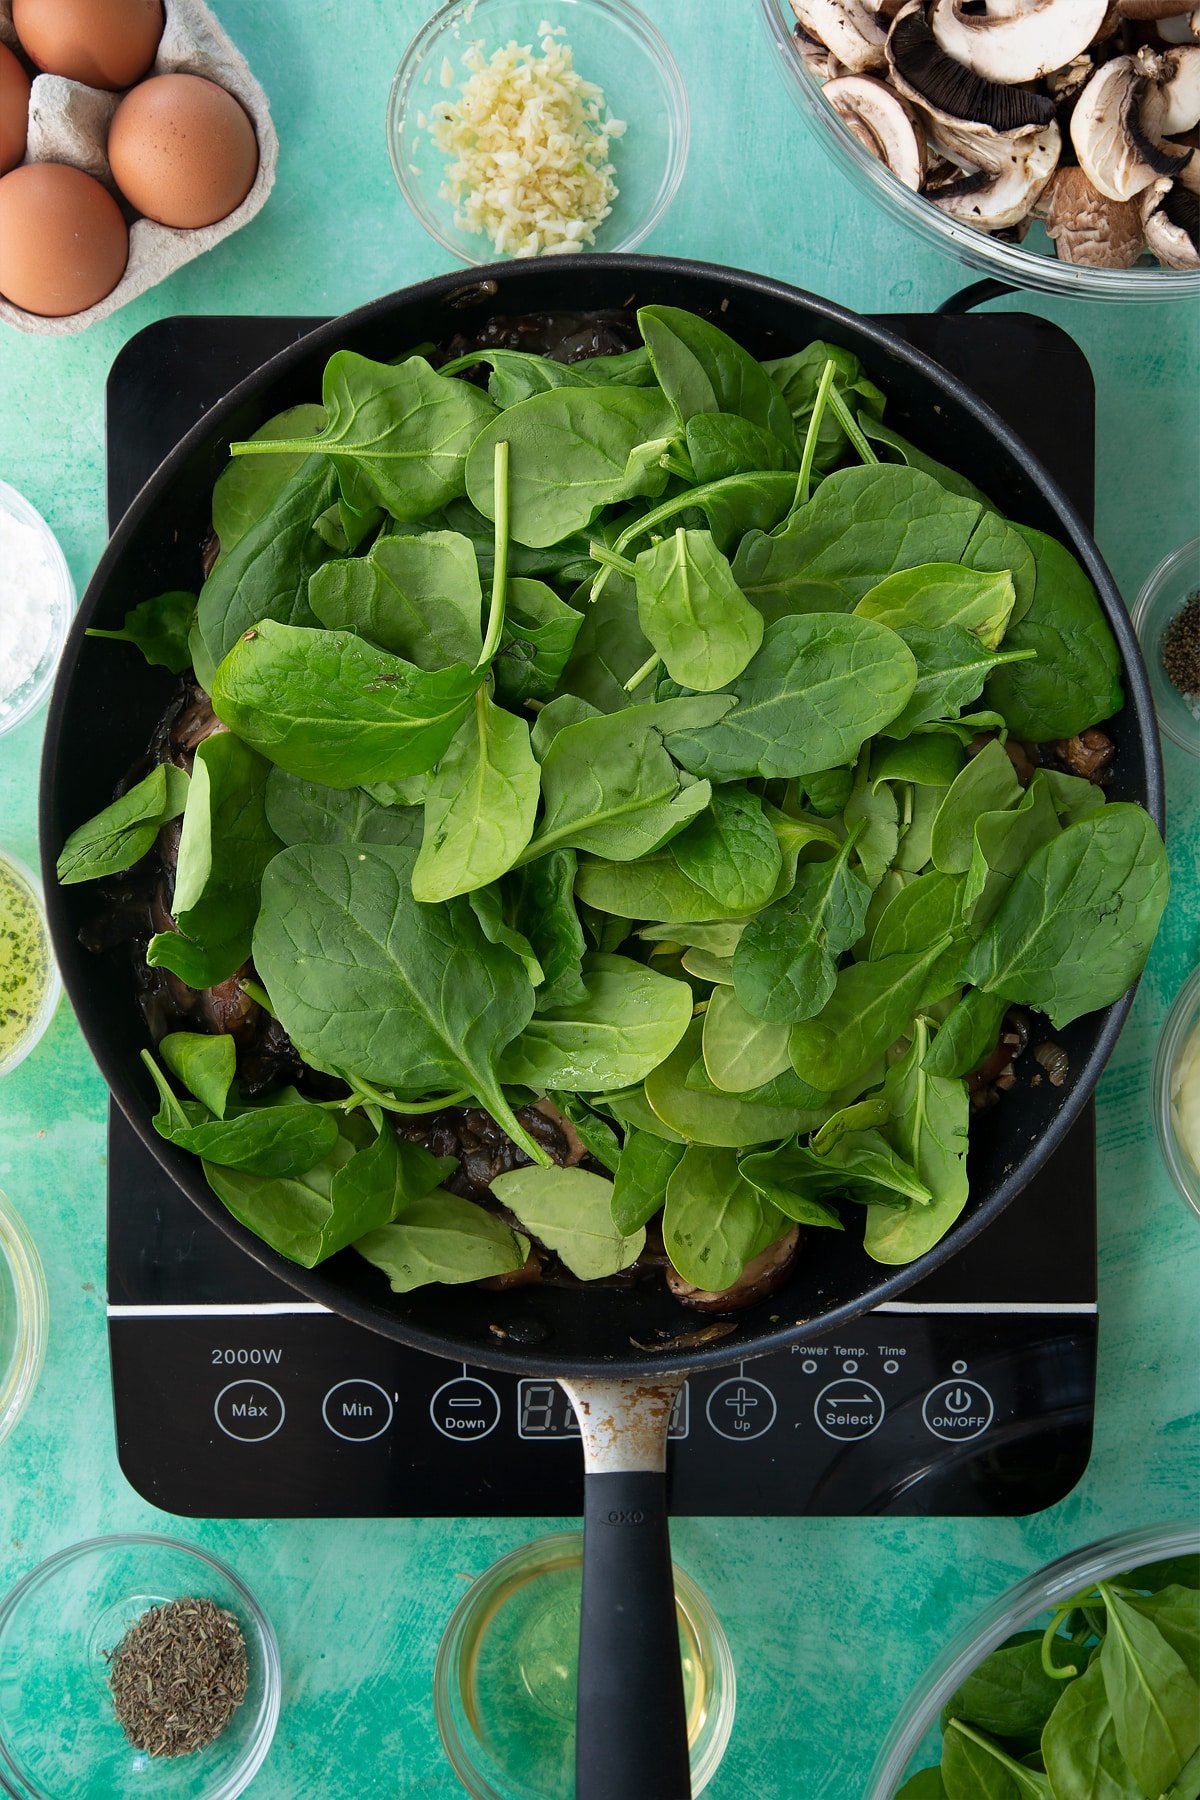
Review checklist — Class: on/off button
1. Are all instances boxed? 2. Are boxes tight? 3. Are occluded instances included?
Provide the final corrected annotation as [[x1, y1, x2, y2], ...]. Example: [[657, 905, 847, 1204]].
[[923, 1381, 994, 1443]]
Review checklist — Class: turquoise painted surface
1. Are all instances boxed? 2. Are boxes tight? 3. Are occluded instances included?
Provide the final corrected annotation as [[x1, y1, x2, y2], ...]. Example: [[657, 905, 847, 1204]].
[[0, 2, 1197, 1793]]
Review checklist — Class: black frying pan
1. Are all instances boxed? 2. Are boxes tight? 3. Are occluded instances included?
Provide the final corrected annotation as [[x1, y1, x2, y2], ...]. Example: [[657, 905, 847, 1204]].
[[40, 259, 1162, 1799]]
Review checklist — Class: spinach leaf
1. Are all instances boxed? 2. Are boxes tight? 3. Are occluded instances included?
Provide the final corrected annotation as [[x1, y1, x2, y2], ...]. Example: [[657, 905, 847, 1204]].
[[662, 1145, 787, 1290], [493, 577, 584, 706], [610, 1130, 686, 1234], [732, 829, 870, 1023], [884, 626, 1035, 739], [645, 1019, 828, 1146], [159, 1031, 237, 1119], [57, 763, 189, 885], [855, 563, 1016, 648], [860, 414, 988, 504], [308, 531, 483, 669], [1041, 1658, 1144, 1800], [735, 1142, 844, 1230], [211, 621, 480, 787], [945, 1634, 1065, 1740], [894, 1771, 949, 1800], [499, 952, 693, 1093], [961, 513, 1037, 625], [194, 453, 338, 683], [930, 740, 1023, 876], [252, 843, 545, 1162], [681, 946, 734, 984], [844, 753, 900, 888], [638, 305, 796, 443], [923, 988, 1009, 1080], [547, 1091, 622, 1171], [701, 985, 792, 1093], [983, 526, 1124, 740], [87, 591, 195, 673], [788, 939, 957, 1093], [264, 769, 421, 847], [739, 1129, 928, 1212], [491, 1165, 645, 1279], [872, 733, 964, 790], [963, 774, 1061, 930], [211, 403, 326, 554], [146, 734, 278, 990], [356, 1191, 530, 1291], [203, 1126, 395, 1268], [963, 807, 1170, 1028], [1040, 768, 1107, 826], [731, 465, 983, 615], [633, 528, 763, 692], [559, 571, 657, 713], [412, 689, 539, 902], [870, 869, 963, 961], [942, 1719, 1050, 1798], [670, 785, 783, 913], [604, 471, 797, 567], [576, 852, 752, 925], [465, 386, 677, 547], [1097, 1583, 1200, 1795], [231, 352, 497, 522], [1128, 1587, 1200, 1683], [467, 883, 543, 989], [763, 341, 884, 472], [519, 697, 730, 863], [664, 613, 916, 782], [684, 412, 798, 484], [895, 782, 949, 875], [865, 1020, 970, 1264], [505, 849, 587, 1011], [145, 1054, 338, 1177], [439, 344, 655, 406]]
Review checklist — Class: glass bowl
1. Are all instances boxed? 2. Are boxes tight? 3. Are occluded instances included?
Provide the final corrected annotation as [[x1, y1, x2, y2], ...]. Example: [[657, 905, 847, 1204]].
[[0, 482, 75, 737], [866, 1521, 1200, 1796], [387, 0, 689, 263], [758, 0, 1200, 304], [1131, 536, 1200, 757], [0, 848, 62, 1078], [0, 1187, 48, 1446], [1154, 965, 1200, 1221], [433, 1531, 736, 1798], [0, 1536, 281, 1800]]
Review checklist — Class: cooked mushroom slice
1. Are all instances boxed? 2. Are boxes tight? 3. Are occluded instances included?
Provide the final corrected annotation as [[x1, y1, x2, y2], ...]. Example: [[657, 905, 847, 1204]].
[[1141, 172, 1200, 258], [1071, 52, 1195, 196], [665, 1228, 802, 1312], [930, 121, 1061, 226], [823, 74, 928, 185], [1038, 163, 1147, 261], [929, 0, 1108, 86], [790, 0, 887, 73], [887, 2, 1057, 128], [1143, 43, 1200, 131]]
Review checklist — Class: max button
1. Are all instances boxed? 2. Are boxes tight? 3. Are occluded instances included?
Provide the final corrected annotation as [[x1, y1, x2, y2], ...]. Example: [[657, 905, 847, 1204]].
[[923, 1381, 994, 1443], [214, 1380, 284, 1442]]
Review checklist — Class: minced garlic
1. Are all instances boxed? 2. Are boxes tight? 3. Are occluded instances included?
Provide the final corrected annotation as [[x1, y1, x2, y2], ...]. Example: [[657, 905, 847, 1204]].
[[429, 27, 626, 259]]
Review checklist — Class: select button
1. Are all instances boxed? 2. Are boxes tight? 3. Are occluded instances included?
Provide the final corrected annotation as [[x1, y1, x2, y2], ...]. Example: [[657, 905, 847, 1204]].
[[214, 1380, 284, 1442], [322, 1379, 394, 1442]]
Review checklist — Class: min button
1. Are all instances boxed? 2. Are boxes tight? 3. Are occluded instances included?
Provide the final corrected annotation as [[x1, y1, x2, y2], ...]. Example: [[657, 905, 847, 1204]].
[[214, 1380, 284, 1442], [923, 1380, 994, 1443], [322, 1379, 394, 1443]]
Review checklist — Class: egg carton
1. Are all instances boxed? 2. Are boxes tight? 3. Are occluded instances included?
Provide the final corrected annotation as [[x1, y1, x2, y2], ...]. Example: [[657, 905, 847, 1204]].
[[0, 0, 278, 335]]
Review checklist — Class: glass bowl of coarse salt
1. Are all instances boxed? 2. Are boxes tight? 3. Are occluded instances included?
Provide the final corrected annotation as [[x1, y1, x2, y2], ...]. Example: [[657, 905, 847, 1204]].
[[388, 0, 689, 263], [0, 482, 74, 738]]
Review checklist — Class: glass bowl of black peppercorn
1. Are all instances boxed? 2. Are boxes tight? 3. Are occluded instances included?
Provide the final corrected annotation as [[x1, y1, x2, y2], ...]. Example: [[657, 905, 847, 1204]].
[[1132, 537, 1200, 758], [0, 1535, 280, 1797]]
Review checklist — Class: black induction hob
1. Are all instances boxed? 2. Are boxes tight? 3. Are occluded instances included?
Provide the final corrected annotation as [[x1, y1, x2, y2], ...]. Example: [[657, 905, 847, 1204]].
[[104, 310, 1099, 1523]]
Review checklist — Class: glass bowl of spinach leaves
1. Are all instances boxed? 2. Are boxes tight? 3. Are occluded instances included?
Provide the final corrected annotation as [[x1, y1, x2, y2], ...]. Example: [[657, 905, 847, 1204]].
[[42, 266, 1168, 1364], [867, 1523, 1200, 1798]]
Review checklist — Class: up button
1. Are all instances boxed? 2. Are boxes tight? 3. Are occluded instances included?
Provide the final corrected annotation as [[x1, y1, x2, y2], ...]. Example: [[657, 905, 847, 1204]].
[[923, 1380, 994, 1443]]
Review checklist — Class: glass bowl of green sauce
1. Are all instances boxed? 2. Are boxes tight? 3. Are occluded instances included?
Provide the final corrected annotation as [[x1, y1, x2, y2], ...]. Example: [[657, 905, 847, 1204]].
[[0, 849, 61, 1078], [1154, 965, 1200, 1223], [433, 1531, 736, 1798], [0, 1188, 47, 1447]]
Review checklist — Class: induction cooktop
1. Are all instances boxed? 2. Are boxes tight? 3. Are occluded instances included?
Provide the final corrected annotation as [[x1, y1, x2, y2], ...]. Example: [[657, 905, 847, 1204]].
[[104, 308, 1099, 1523]]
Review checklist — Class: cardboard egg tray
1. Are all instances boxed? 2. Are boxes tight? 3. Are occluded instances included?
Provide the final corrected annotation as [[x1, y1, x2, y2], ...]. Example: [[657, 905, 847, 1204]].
[[0, 0, 278, 335]]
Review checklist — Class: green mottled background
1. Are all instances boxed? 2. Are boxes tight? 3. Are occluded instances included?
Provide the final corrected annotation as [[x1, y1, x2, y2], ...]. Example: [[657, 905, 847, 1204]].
[[1, 3, 1197, 1794]]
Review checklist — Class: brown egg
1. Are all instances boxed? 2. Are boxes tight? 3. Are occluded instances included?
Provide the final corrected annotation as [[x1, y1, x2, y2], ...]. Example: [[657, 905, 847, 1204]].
[[107, 72, 258, 229], [0, 161, 128, 315], [12, 0, 163, 91], [0, 46, 32, 175]]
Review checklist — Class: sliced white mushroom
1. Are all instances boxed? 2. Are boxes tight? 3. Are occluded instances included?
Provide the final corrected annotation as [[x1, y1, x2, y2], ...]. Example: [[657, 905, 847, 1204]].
[[1156, 7, 1200, 39], [929, 120, 1061, 226], [887, 2, 1058, 129], [1119, 0, 1193, 18], [1140, 171, 1200, 259], [1139, 43, 1200, 132], [823, 74, 929, 186], [790, 0, 888, 73], [792, 23, 848, 81], [1071, 52, 1194, 197], [1049, 52, 1097, 104], [929, 0, 1108, 85], [1037, 163, 1147, 261]]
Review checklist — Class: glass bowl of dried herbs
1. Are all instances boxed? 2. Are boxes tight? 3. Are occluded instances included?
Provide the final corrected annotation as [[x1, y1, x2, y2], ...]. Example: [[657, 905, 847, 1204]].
[[1132, 537, 1200, 759], [0, 1534, 280, 1796]]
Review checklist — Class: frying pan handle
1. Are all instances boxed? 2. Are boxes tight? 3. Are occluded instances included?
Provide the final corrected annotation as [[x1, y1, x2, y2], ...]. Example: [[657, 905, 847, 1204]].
[[560, 1375, 692, 1800], [936, 278, 1016, 314]]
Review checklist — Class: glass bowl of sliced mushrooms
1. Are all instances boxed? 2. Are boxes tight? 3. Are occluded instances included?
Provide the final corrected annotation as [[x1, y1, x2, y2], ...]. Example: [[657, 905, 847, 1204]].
[[760, 0, 1200, 299]]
